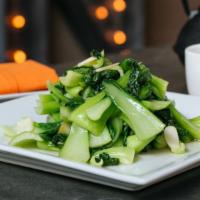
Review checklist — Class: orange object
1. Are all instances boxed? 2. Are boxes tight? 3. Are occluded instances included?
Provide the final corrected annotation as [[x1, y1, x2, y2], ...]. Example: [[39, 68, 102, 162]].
[[0, 72, 18, 94], [0, 60, 58, 94], [113, 0, 126, 12], [95, 6, 109, 20], [13, 50, 27, 63], [0, 74, 15, 94], [11, 15, 26, 29], [113, 30, 127, 45]]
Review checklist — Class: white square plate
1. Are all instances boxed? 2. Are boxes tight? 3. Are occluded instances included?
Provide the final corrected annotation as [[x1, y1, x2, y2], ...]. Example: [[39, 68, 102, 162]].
[[0, 92, 200, 191], [0, 91, 47, 101]]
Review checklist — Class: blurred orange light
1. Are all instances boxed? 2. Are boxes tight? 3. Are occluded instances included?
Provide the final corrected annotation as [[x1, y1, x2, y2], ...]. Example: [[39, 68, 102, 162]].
[[13, 50, 27, 63], [11, 15, 26, 29], [95, 6, 109, 20], [113, 0, 126, 12], [113, 30, 127, 45]]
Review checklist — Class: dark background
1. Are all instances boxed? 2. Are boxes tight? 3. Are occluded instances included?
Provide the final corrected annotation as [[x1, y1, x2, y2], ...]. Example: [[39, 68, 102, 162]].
[[0, 0, 199, 65]]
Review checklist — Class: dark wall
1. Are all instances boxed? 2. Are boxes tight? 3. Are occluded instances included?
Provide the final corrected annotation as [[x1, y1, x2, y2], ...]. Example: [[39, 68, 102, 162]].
[[145, 0, 199, 46]]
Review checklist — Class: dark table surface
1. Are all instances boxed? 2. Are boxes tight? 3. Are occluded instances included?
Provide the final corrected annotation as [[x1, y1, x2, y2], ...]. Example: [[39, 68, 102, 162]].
[[1, 47, 199, 200]]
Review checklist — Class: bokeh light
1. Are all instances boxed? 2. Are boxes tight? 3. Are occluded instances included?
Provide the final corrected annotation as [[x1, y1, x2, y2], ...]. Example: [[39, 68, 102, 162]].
[[13, 50, 27, 63], [11, 15, 26, 29], [113, 0, 126, 12], [95, 6, 109, 20], [113, 30, 127, 45]]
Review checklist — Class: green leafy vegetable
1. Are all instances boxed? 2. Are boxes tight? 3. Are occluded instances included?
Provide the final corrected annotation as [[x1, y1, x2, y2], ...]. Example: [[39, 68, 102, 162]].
[[155, 109, 194, 142], [90, 49, 102, 59], [51, 133, 67, 148], [89, 127, 112, 148], [104, 81, 165, 140], [94, 153, 120, 166], [120, 58, 168, 100], [151, 75, 169, 100], [153, 134, 167, 149], [77, 50, 104, 68], [190, 116, 200, 127], [141, 100, 171, 111], [90, 146, 135, 166], [127, 135, 155, 153], [60, 123, 90, 162], [69, 92, 115, 135], [33, 121, 61, 143], [5, 49, 200, 167], [127, 61, 152, 100], [169, 105, 200, 139]]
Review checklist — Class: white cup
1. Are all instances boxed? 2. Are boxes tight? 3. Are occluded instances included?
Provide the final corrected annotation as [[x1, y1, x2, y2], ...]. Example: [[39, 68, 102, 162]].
[[185, 44, 200, 95]]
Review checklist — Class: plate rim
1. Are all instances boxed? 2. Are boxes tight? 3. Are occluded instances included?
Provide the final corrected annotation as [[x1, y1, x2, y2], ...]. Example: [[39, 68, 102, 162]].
[[1, 141, 200, 186], [0, 90, 48, 101]]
